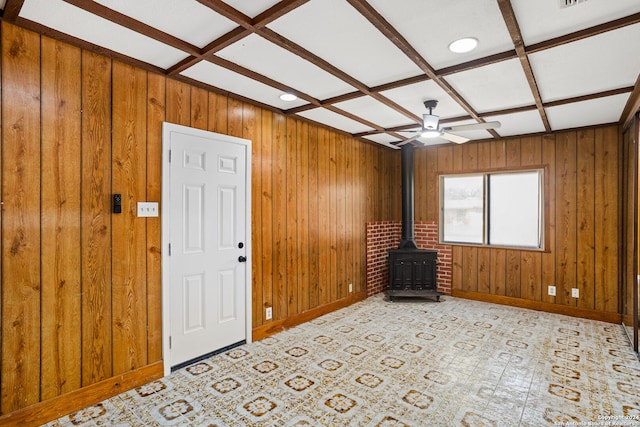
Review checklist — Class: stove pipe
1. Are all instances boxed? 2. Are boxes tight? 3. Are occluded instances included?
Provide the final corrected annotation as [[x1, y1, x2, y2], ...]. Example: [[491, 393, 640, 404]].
[[398, 144, 418, 249]]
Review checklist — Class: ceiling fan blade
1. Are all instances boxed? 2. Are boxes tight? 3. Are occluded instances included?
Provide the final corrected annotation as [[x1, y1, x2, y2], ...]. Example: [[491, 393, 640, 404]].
[[443, 121, 501, 132], [441, 132, 470, 144], [396, 134, 421, 146]]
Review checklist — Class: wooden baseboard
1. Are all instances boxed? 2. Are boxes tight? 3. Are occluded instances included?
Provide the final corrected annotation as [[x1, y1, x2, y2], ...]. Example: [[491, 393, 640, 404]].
[[252, 292, 368, 341], [0, 361, 164, 427], [452, 290, 622, 324]]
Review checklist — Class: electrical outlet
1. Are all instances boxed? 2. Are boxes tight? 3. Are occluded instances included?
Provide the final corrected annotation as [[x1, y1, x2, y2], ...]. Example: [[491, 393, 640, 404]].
[[548, 285, 556, 296], [571, 288, 579, 298], [349, 283, 353, 293], [265, 307, 272, 320]]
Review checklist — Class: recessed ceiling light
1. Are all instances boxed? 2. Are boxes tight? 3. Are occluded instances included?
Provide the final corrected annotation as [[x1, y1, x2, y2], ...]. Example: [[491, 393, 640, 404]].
[[448, 37, 478, 53], [280, 93, 297, 101]]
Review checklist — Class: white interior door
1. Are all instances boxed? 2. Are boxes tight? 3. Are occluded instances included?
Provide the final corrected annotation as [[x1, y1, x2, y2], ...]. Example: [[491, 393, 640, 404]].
[[162, 123, 251, 372]]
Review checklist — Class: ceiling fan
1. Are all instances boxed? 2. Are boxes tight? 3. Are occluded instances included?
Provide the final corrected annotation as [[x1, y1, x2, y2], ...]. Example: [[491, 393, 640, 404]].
[[399, 100, 501, 145]]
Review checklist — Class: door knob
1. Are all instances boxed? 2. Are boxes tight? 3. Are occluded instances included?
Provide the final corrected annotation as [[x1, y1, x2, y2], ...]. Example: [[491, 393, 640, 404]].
[[238, 256, 247, 263]]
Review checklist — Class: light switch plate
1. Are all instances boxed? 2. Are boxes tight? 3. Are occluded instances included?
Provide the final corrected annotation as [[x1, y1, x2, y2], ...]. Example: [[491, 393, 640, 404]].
[[137, 202, 159, 217]]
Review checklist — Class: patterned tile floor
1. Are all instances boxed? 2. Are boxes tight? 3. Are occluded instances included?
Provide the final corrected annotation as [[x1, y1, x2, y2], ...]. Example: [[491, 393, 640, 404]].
[[46, 295, 640, 426]]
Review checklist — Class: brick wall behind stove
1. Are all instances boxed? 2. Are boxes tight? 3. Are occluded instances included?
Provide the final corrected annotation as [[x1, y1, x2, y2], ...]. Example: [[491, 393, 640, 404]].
[[366, 221, 452, 296]]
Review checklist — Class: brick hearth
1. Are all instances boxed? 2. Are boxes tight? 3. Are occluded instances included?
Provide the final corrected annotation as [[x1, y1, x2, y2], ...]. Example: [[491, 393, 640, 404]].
[[366, 221, 452, 297]]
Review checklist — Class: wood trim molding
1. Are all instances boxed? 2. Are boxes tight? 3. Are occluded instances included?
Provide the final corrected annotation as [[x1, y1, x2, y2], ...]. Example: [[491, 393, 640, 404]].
[[452, 290, 623, 324], [0, 361, 164, 427], [0, 0, 25, 21], [252, 292, 368, 341], [496, 0, 550, 132]]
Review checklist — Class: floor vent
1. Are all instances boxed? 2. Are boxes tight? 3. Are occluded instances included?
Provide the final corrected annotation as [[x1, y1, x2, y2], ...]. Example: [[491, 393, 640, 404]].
[[559, 0, 588, 8]]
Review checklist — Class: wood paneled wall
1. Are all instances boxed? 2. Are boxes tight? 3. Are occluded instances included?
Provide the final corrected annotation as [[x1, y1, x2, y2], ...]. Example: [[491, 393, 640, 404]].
[[414, 129, 621, 314], [621, 114, 638, 348], [0, 23, 400, 415]]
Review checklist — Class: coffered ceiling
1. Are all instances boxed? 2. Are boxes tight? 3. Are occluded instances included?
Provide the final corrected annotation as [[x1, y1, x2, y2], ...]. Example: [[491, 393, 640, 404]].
[[3, 0, 640, 148]]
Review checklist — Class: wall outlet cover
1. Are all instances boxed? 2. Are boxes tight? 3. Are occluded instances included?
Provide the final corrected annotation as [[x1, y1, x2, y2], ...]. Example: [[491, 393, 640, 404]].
[[548, 285, 556, 296]]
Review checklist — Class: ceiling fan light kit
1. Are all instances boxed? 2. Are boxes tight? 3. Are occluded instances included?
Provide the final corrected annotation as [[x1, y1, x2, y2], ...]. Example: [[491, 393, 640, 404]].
[[422, 113, 439, 130], [421, 129, 442, 139], [400, 99, 501, 146]]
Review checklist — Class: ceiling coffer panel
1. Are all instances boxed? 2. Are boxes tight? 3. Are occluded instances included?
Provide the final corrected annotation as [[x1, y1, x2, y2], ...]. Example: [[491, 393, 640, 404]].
[[8, 0, 640, 146], [267, 0, 423, 87], [93, 0, 237, 48], [21, 0, 189, 69], [215, 33, 357, 101]]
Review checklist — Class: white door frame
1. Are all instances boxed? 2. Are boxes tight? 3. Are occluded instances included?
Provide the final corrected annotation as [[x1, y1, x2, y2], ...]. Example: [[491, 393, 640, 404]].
[[161, 122, 252, 376]]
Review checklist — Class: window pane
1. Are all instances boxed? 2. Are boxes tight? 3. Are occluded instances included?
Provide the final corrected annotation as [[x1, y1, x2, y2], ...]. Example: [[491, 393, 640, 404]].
[[489, 171, 541, 248], [442, 175, 484, 244]]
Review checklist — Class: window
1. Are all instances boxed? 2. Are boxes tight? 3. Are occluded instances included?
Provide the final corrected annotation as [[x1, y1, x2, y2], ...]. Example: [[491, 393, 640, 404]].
[[440, 169, 543, 249]]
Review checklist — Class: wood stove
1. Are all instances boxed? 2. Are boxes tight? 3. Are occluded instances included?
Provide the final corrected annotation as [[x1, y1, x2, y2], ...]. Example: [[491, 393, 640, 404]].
[[387, 143, 444, 301]]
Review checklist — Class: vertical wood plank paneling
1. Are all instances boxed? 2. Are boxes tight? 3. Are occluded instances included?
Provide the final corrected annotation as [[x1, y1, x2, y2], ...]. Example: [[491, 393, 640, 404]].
[[208, 92, 228, 134], [308, 125, 320, 306], [505, 250, 522, 298], [425, 147, 439, 222], [165, 79, 190, 126], [227, 97, 243, 139], [260, 111, 274, 323], [286, 117, 298, 316], [80, 50, 113, 388], [1, 24, 41, 413], [595, 126, 619, 312], [111, 61, 148, 375], [190, 86, 208, 130], [297, 121, 310, 312], [40, 37, 82, 400], [389, 147, 401, 220], [476, 142, 491, 294], [329, 133, 338, 301], [555, 131, 578, 306], [415, 147, 427, 221], [366, 144, 375, 222], [145, 72, 165, 362], [353, 139, 364, 292], [272, 114, 288, 319], [337, 135, 347, 298], [504, 139, 522, 298], [421, 129, 619, 312], [519, 136, 542, 302], [576, 130, 596, 310], [541, 134, 557, 304], [244, 103, 262, 327], [373, 146, 382, 219], [318, 128, 330, 305], [346, 138, 356, 292], [490, 140, 506, 296], [461, 143, 478, 293]]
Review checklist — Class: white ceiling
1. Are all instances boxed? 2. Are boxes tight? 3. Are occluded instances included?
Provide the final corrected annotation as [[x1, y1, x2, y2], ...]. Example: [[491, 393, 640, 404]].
[[7, 0, 640, 149]]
